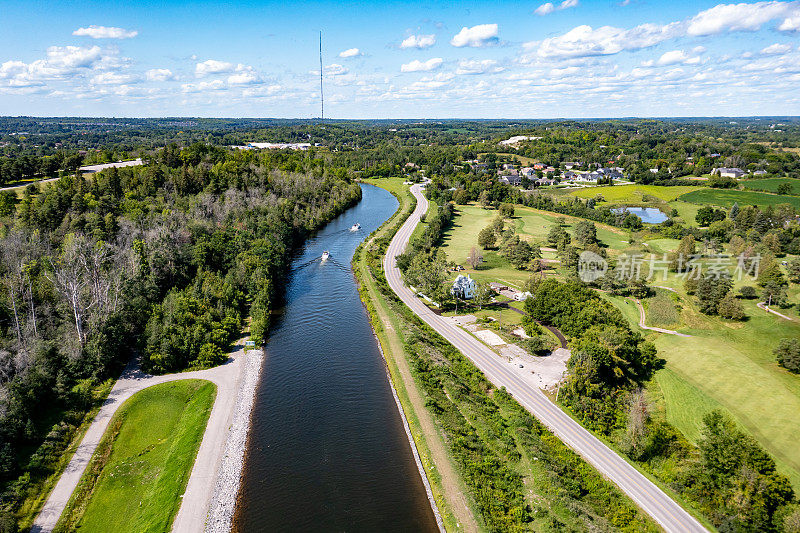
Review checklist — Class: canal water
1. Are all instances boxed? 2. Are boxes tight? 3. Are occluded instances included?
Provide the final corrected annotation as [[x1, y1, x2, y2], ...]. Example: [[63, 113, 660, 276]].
[[233, 184, 438, 532]]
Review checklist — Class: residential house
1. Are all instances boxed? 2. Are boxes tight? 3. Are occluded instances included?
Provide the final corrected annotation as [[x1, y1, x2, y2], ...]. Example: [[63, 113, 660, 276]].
[[451, 274, 477, 299], [564, 162, 581, 170], [712, 167, 746, 178]]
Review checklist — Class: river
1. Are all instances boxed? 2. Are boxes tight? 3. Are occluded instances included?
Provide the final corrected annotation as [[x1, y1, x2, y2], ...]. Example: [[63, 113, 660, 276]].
[[232, 184, 439, 532]]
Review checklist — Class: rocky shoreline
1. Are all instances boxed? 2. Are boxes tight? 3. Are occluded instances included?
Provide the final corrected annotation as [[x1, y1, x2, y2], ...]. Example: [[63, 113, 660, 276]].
[[204, 348, 264, 533]]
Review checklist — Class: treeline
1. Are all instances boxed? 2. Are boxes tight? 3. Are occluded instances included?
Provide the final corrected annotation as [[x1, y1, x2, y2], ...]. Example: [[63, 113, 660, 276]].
[[0, 151, 360, 527], [525, 279, 797, 531]]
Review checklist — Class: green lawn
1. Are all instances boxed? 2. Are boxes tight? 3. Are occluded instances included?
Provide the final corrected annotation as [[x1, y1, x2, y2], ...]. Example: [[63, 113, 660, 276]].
[[678, 188, 800, 209], [570, 184, 699, 203], [740, 177, 800, 194], [610, 278, 800, 491], [56, 380, 216, 533]]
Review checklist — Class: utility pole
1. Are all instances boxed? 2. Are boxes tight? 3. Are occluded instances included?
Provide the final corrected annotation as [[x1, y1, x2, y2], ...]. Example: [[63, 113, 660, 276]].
[[319, 30, 324, 122]]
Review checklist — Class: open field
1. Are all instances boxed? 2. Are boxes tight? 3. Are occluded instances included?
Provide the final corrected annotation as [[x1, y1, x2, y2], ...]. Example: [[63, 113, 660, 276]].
[[605, 277, 800, 490], [740, 177, 800, 194], [56, 380, 216, 533], [678, 188, 800, 209], [570, 184, 699, 203]]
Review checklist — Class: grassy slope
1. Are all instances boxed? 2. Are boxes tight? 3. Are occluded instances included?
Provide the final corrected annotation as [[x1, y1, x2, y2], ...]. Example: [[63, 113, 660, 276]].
[[570, 184, 698, 203], [438, 203, 630, 288], [358, 177, 481, 532], [55, 380, 216, 533], [605, 282, 800, 490], [740, 177, 800, 194], [679, 188, 800, 209]]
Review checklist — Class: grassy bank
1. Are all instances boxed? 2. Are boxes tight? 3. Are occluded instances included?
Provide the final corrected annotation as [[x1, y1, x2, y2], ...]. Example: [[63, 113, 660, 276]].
[[54, 380, 216, 533]]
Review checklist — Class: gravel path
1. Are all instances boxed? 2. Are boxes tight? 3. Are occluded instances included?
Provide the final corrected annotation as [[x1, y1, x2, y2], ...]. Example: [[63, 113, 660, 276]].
[[31, 339, 261, 533], [631, 298, 692, 337], [756, 301, 795, 321]]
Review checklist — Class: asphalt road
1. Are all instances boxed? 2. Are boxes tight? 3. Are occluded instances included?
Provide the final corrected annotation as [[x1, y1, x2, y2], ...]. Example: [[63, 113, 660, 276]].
[[383, 183, 707, 533]]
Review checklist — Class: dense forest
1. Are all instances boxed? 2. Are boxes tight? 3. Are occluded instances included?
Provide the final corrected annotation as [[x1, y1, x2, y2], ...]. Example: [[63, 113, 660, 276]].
[[0, 144, 360, 526]]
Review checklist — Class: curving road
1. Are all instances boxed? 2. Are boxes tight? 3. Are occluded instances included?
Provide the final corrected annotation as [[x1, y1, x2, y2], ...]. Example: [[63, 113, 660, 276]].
[[383, 183, 707, 533]]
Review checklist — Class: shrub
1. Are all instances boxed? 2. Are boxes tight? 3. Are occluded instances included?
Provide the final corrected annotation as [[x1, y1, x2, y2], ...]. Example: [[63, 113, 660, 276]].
[[739, 285, 757, 299], [775, 338, 800, 373]]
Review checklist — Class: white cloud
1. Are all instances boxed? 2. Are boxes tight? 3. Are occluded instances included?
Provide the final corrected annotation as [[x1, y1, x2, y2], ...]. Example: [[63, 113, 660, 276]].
[[339, 48, 362, 58], [687, 1, 797, 36], [195, 59, 235, 77], [779, 12, 800, 31], [401, 57, 443, 72], [46, 45, 104, 69], [450, 24, 499, 47], [762, 42, 793, 54], [182, 79, 226, 93], [657, 50, 689, 65], [90, 72, 137, 85], [324, 63, 349, 76], [228, 64, 261, 85], [400, 34, 436, 49], [456, 59, 503, 74], [533, 23, 681, 58], [146, 68, 175, 81], [73, 25, 138, 39], [536, 0, 578, 15]]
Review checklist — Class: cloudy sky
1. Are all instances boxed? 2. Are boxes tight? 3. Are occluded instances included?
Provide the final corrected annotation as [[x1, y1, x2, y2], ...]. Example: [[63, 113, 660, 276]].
[[1, 0, 800, 118]]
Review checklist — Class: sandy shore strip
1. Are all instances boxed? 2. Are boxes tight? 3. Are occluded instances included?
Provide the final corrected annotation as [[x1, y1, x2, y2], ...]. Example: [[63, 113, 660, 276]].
[[201, 347, 264, 532]]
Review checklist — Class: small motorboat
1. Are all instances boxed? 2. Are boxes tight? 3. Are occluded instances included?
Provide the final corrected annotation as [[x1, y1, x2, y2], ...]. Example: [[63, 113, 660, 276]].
[[321, 251, 330, 261], [350, 223, 361, 231]]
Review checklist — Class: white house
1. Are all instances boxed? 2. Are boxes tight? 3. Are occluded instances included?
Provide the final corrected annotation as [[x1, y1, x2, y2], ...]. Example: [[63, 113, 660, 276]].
[[514, 291, 532, 301], [451, 274, 477, 299], [712, 167, 746, 178]]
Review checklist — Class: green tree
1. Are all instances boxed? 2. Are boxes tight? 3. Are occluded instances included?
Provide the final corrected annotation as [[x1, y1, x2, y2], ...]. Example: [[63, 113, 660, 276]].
[[775, 338, 800, 373], [717, 293, 745, 320], [696, 273, 732, 315], [478, 226, 496, 249], [574, 220, 598, 247], [787, 257, 800, 284], [499, 203, 515, 218], [777, 182, 793, 195], [547, 224, 569, 247]]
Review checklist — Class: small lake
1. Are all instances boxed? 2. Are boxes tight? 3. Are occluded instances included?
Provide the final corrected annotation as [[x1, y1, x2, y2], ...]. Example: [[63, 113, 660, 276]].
[[613, 206, 668, 224], [233, 184, 438, 532]]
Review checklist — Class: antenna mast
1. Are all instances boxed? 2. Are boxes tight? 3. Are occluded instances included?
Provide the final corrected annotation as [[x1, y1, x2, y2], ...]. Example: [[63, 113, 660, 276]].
[[319, 31, 324, 122]]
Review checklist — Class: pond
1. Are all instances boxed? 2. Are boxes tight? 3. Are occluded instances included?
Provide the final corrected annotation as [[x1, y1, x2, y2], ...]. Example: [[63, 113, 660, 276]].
[[613, 206, 668, 224]]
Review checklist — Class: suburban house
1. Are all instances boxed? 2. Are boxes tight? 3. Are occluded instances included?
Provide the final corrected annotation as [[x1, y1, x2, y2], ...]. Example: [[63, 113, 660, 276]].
[[451, 274, 477, 299], [712, 167, 746, 178], [500, 174, 522, 186], [564, 161, 581, 169], [753, 170, 768, 176]]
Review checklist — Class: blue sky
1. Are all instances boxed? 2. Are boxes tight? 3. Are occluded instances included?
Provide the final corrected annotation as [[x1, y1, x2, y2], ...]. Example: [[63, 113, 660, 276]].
[[1, 0, 799, 118]]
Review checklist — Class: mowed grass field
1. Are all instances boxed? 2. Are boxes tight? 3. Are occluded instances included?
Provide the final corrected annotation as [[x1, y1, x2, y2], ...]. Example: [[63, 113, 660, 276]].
[[570, 184, 698, 203], [679, 188, 800, 209], [740, 177, 800, 194], [604, 277, 800, 490], [438, 203, 630, 288], [57, 380, 216, 533]]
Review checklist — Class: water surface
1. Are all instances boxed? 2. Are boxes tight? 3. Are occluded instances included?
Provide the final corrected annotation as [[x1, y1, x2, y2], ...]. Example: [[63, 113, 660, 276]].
[[233, 184, 438, 532], [614, 206, 668, 224]]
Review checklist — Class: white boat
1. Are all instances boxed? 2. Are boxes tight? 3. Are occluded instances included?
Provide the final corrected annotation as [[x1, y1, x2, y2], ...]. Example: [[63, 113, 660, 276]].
[[321, 251, 330, 261], [350, 223, 361, 231]]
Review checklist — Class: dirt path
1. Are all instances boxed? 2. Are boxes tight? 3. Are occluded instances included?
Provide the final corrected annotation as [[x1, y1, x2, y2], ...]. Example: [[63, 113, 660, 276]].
[[757, 302, 796, 321], [631, 298, 692, 337], [31, 340, 260, 533]]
